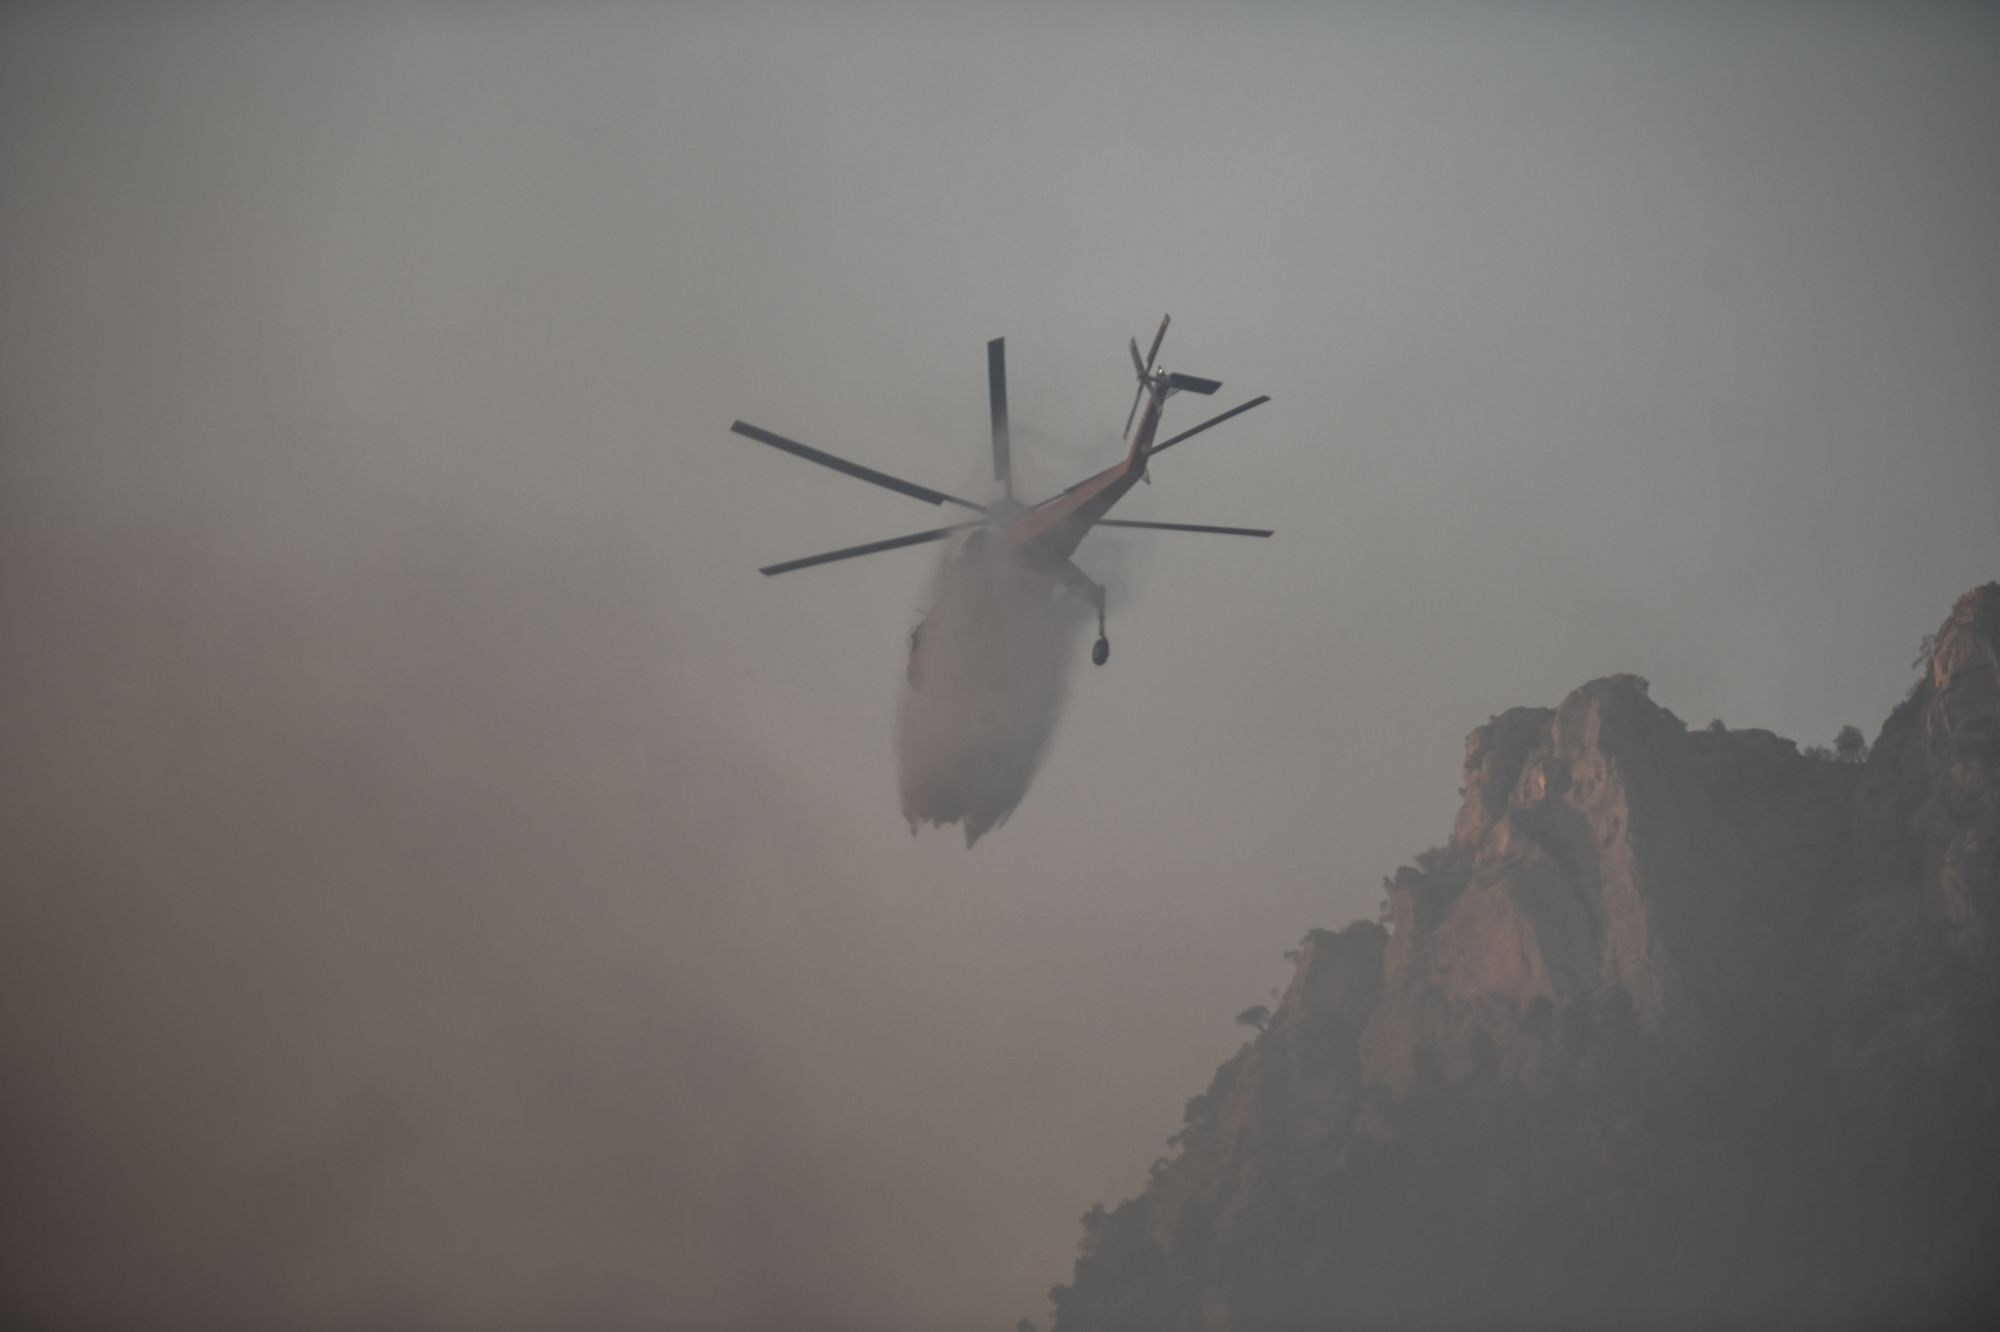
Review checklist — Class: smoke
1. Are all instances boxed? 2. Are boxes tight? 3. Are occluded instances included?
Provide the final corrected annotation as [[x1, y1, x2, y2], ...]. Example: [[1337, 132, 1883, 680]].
[[895, 532, 1093, 846]]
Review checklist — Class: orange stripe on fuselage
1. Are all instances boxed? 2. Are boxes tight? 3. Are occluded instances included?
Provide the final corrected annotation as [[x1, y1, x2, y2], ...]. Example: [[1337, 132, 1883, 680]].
[[998, 384, 1166, 566], [1013, 461, 1138, 562]]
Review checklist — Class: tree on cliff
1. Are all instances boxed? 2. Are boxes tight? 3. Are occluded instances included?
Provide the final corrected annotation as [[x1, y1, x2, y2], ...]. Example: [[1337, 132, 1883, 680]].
[[1835, 724, 1867, 763], [1912, 631, 1938, 671]]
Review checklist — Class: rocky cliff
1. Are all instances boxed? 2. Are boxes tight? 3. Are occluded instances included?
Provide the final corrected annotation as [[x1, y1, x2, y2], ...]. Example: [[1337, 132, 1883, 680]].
[[1042, 584, 2000, 1331]]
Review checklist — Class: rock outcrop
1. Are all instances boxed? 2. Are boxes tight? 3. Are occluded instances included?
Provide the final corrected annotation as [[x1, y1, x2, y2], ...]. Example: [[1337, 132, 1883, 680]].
[[1043, 584, 2000, 1331]]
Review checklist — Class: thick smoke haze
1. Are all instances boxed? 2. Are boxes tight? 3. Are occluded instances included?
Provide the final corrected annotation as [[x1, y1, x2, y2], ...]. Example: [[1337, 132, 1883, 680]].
[[3, 4, 1997, 1330], [898, 536, 1090, 846]]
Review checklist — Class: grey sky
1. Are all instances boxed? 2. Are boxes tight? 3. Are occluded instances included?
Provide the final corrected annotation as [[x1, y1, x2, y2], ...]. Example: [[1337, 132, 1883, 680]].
[[3, 3, 1996, 1328]]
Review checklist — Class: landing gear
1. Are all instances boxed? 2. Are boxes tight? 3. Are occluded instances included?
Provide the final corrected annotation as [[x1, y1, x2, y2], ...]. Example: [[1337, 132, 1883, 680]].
[[1053, 557, 1112, 668]]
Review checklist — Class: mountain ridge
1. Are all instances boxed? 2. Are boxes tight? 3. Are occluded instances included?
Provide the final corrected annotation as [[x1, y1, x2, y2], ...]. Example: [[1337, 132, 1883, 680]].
[[1041, 583, 2000, 1331]]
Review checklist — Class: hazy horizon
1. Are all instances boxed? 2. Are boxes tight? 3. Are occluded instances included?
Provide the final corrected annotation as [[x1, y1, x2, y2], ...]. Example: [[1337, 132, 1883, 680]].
[[3, 4, 1996, 1327]]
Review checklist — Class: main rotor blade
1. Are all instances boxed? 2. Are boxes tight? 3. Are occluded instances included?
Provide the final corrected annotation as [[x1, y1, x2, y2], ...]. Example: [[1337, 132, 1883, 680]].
[[759, 522, 982, 576], [1097, 519, 1274, 538], [1148, 395, 1271, 456], [987, 337, 1012, 499], [730, 421, 988, 514]]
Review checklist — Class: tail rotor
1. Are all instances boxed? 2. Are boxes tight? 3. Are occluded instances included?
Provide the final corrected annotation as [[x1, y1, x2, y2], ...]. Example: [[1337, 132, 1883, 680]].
[[1122, 314, 1170, 438]]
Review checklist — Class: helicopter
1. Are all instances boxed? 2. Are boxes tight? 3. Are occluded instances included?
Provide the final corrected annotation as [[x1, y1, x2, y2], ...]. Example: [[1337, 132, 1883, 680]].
[[729, 315, 1273, 684]]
